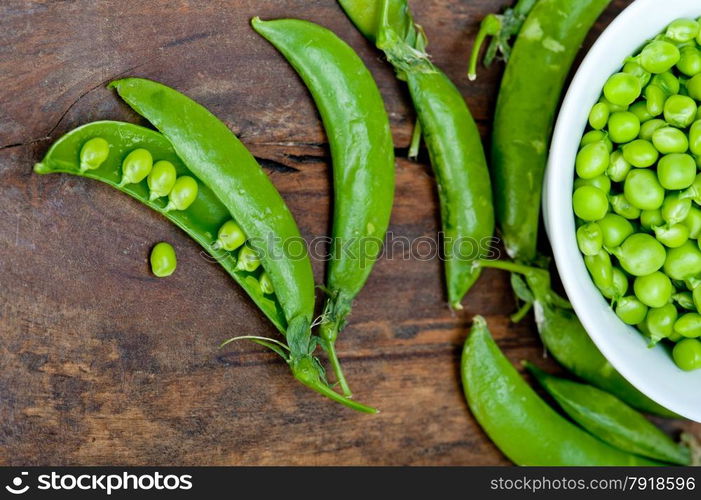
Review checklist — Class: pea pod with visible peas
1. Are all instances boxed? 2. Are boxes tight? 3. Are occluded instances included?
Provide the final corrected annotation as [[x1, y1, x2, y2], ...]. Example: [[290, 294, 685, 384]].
[[252, 17, 395, 397], [469, 0, 612, 262], [461, 316, 660, 465], [339, 0, 495, 310], [525, 363, 691, 465], [474, 260, 678, 417], [35, 79, 374, 413]]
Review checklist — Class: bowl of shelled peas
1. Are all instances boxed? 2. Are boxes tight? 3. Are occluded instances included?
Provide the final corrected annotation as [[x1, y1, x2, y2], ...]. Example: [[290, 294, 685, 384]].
[[546, 0, 701, 421]]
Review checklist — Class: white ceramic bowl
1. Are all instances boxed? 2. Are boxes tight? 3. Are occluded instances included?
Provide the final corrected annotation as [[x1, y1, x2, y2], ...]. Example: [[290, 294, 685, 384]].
[[545, 0, 701, 422]]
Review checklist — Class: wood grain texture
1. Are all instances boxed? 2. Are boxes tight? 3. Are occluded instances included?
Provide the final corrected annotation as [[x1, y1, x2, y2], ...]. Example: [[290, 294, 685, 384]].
[[0, 0, 698, 466]]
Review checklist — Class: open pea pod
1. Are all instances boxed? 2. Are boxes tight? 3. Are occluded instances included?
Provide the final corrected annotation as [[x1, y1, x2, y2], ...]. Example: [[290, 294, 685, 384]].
[[34, 120, 286, 330]]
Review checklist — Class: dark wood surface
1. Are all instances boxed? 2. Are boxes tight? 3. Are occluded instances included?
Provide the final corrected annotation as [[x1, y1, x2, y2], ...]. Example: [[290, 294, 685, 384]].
[[1, 0, 698, 466]]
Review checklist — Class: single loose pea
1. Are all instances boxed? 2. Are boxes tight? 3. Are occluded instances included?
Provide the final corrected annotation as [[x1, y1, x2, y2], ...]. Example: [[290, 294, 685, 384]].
[[597, 213, 634, 248], [613, 233, 666, 276], [651, 127, 688, 154], [646, 303, 678, 343], [576, 141, 611, 179], [165, 176, 198, 212], [666, 18, 700, 43], [616, 296, 648, 325], [639, 118, 667, 140], [577, 222, 604, 256], [588, 102, 610, 130], [657, 153, 696, 190], [147, 160, 177, 201], [236, 245, 261, 272], [644, 85, 666, 116], [653, 223, 690, 248], [609, 194, 641, 220], [621, 139, 659, 168], [674, 312, 701, 338], [689, 120, 701, 155], [651, 71, 681, 95], [661, 193, 692, 225], [607, 111, 641, 143], [623, 60, 652, 87], [677, 46, 701, 76], [606, 150, 631, 182], [603, 72, 642, 106], [259, 271, 275, 295], [150, 242, 177, 278], [573, 186, 608, 221], [598, 96, 628, 113], [641, 209, 664, 230], [672, 338, 701, 370], [214, 219, 246, 251], [584, 250, 614, 293], [600, 267, 629, 300], [640, 41, 681, 74], [623, 169, 665, 210], [634, 271, 673, 308], [664, 239, 701, 280], [664, 95, 697, 128], [680, 173, 701, 203], [687, 74, 701, 100], [574, 175, 611, 193], [120, 148, 153, 186], [580, 131, 613, 152], [673, 291, 695, 310], [79, 137, 110, 172], [683, 206, 701, 238], [628, 101, 654, 123]]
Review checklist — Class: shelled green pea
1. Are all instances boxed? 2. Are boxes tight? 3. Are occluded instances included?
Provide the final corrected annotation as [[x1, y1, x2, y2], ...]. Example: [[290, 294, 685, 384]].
[[150, 242, 177, 277], [214, 219, 246, 251], [236, 245, 261, 272], [147, 160, 177, 201], [79, 137, 110, 172], [259, 271, 274, 295], [672, 338, 701, 370], [120, 148, 153, 186], [615, 296, 648, 325], [165, 176, 198, 211]]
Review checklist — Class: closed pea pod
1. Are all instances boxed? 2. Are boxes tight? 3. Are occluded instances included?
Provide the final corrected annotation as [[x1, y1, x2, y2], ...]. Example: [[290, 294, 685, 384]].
[[252, 17, 395, 396], [526, 363, 690, 465], [340, 0, 494, 308], [474, 260, 677, 416], [461, 316, 660, 465], [465, 0, 612, 262]]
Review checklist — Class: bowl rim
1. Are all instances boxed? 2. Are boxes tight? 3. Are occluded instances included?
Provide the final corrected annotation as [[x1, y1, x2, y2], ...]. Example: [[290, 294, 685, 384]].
[[545, 0, 701, 421]]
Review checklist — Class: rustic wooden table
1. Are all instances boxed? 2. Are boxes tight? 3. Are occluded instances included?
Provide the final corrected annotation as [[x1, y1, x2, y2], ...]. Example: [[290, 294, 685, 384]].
[[1, 0, 698, 466]]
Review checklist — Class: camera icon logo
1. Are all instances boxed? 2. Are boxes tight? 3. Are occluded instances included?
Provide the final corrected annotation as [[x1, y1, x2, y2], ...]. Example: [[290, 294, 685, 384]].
[[5, 472, 29, 495]]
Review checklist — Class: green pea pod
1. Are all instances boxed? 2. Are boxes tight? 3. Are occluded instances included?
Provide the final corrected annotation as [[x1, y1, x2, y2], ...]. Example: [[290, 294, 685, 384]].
[[340, 0, 495, 309], [461, 316, 660, 465], [251, 18, 395, 398], [526, 363, 690, 465], [476, 260, 678, 418], [470, 0, 612, 262], [34, 122, 283, 320]]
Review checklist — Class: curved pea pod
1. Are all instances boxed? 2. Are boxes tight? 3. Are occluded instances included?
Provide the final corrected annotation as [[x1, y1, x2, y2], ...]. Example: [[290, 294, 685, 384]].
[[340, 0, 495, 309], [461, 316, 660, 465], [475, 259, 679, 417], [469, 0, 612, 262], [526, 363, 690, 465], [252, 17, 395, 398]]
